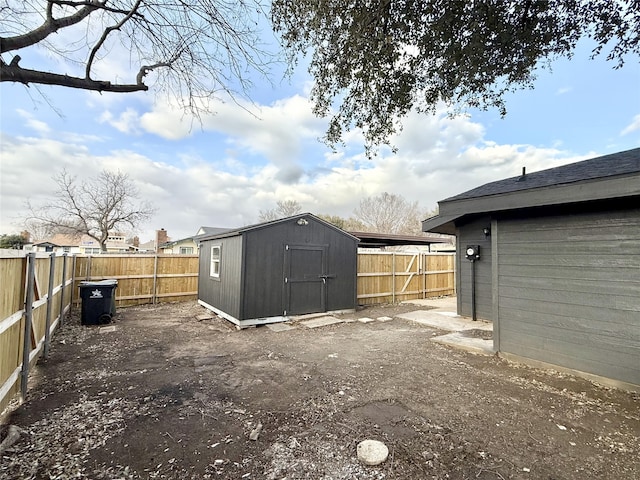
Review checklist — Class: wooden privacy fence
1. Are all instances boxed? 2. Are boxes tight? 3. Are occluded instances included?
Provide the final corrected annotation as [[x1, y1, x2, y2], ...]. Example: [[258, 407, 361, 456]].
[[1, 251, 453, 412], [357, 252, 456, 305], [73, 254, 199, 307], [1, 252, 73, 415]]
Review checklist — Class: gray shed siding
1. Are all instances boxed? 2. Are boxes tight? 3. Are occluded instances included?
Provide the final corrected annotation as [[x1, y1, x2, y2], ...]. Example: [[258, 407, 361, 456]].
[[457, 216, 493, 320], [496, 208, 640, 385], [198, 235, 243, 320], [241, 217, 357, 319]]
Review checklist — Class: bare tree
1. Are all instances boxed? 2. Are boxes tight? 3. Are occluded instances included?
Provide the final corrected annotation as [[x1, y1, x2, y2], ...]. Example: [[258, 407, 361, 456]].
[[26, 169, 154, 252], [353, 192, 422, 235], [1, 1, 273, 112], [317, 213, 366, 232], [258, 199, 302, 222]]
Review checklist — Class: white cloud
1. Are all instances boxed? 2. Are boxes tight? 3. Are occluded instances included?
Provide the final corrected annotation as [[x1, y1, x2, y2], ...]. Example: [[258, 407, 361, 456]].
[[138, 94, 328, 183], [16, 109, 51, 135], [620, 114, 640, 136], [99, 108, 143, 135], [556, 87, 572, 95], [0, 93, 592, 242]]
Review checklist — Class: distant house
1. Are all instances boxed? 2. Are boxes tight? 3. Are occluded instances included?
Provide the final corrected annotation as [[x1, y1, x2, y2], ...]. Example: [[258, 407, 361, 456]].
[[422, 148, 640, 389], [159, 227, 234, 254], [198, 214, 358, 327], [158, 237, 198, 255], [26, 233, 138, 254]]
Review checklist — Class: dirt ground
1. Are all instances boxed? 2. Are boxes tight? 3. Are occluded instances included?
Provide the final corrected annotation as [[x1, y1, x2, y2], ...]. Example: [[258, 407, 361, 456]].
[[1, 301, 639, 480]]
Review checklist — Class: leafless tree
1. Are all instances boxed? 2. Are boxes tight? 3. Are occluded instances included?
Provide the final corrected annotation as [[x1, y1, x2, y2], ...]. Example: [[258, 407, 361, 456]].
[[26, 169, 155, 252], [353, 192, 423, 235], [1, 0, 274, 112], [258, 199, 302, 222]]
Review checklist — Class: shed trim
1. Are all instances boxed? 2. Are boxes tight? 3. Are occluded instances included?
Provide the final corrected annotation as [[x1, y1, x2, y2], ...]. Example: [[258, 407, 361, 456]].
[[198, 213, 360, 242]]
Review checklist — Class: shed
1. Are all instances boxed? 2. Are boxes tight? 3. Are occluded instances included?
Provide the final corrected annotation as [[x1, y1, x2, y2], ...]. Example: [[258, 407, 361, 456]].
[[422, 148, 640, 389], [197, 213, 359, 327]]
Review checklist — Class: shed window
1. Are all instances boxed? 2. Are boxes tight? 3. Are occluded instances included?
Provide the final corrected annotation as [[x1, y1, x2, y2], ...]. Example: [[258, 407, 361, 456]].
[[180, 246, 194, 254], [210, 245, 221, 278]]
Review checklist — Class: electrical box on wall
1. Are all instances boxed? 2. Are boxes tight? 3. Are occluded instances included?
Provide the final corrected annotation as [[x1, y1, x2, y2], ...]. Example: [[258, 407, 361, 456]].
[[465, 245, 480, 261]]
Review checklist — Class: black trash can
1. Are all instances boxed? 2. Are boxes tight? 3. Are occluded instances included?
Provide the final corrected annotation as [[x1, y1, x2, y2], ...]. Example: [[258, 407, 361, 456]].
[[79, 280, 118, 325]]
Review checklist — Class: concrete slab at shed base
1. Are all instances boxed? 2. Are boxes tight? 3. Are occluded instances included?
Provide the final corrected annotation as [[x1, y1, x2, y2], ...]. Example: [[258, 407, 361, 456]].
[[198, 299, 355, 329]]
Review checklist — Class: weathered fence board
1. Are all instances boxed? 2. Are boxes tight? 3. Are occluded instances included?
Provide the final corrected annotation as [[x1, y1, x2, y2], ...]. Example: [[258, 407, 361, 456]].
[[72, 254, 199, 306], [0, 253, 73, 415]]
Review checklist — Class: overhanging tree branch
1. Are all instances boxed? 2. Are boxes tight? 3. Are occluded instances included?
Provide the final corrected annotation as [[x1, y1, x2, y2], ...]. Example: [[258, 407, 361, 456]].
[[1, 0, 275, 110], [1, 58, 149, 92]]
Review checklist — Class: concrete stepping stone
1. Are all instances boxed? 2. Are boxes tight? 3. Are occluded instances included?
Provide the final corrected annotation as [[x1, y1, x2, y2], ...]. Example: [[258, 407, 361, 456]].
[[300, 316, 343, 329], [266, 323, 295, 332], [357, 439, 389, 466]]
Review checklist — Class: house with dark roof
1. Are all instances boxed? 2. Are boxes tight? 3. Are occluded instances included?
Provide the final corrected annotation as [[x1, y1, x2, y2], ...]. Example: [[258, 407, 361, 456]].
[[158, 227, 234, 254], [197, 213, 359, 327], [423, 148, 640, 389]]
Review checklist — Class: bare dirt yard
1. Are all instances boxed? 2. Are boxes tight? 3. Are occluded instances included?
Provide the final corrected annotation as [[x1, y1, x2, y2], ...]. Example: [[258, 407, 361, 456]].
[[1, 301, 638, 480]]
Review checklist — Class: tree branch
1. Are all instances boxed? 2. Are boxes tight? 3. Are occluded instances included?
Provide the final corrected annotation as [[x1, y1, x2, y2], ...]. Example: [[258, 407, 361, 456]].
[[86, 0, 142, 79], [1, 1, 102, 53], [1, 59, 149, 92]]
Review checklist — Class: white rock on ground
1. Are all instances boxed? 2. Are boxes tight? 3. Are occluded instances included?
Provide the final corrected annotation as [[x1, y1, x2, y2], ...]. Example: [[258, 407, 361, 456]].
[[357, 439, 389, 466]]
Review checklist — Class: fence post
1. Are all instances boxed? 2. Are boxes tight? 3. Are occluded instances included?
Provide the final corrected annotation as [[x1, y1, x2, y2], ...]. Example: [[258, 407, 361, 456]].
[[21, 252, 36, 400], [69, 255, 76, 312], [152, 254, 159, 304], [44, 253, 56, 358], [422, 253, 426, 299], [59, 254, 68, 326], [391, 252, 396, 303]]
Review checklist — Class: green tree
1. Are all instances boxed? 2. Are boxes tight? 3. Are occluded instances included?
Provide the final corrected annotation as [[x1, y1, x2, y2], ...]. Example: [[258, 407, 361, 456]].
[[0, 234, 26, 249], [272, 0, 640, 151]]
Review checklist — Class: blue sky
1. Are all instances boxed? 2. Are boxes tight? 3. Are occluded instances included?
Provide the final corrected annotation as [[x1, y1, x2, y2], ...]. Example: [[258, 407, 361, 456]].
[[1, 31, 639, 243]]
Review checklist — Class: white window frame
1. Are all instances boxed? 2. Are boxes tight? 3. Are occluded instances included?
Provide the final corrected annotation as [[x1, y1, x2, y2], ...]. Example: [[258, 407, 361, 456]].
[[180, 246, 194, 255], [210, 245, 221, 278]]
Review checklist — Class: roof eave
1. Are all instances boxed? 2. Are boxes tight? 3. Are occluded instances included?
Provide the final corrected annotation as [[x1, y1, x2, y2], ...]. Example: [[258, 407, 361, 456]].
[[421, 214, 461, 235], [438, 174, 640, 218]]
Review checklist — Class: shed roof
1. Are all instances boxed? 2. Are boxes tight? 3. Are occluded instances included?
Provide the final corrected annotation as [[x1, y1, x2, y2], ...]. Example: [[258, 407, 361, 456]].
[[423, 148, 640, 234], [197, 213, 360, 242]]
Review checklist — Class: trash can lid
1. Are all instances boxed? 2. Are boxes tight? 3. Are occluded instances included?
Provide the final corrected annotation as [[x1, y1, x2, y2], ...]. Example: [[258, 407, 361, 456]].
[[80, 279, 118, 287]]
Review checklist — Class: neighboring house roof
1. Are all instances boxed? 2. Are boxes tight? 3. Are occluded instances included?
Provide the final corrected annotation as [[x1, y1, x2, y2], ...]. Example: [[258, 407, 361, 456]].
[[348, 231, 453, 248], [32, 233, 138, 251], [198, 213, 359, 242], [423, 148, 640, 234], [158, 237, 198, 249], [33, 234, 82, 247]]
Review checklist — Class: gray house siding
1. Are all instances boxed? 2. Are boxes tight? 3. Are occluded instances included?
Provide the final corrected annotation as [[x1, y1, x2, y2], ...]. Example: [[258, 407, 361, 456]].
[[496, 208, 640, 385], [457, 216, 493, 320], [198, 235, 243, 320]]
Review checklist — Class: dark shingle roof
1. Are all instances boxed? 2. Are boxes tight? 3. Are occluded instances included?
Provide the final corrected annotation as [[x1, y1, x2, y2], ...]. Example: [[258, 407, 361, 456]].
[[444, 147, 640, 202]]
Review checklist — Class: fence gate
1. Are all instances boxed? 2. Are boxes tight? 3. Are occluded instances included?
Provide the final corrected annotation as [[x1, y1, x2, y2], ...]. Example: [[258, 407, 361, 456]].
[[356, 252, 455, 305]]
